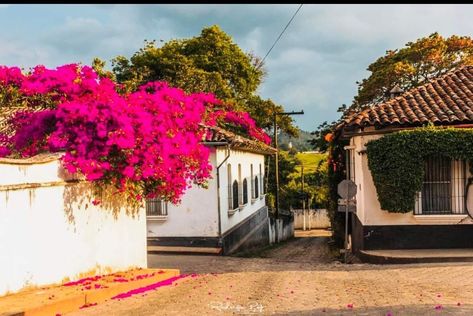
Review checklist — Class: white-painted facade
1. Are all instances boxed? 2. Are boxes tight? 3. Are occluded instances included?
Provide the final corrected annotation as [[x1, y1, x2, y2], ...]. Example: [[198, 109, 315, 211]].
[[349, 134, 473, 226], [147, 146, 267, 238], [147, 150, 219, 237], [0, 155, 147, 296]]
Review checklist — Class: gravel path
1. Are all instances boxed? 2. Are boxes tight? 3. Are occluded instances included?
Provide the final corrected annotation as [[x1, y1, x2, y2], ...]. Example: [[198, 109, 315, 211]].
[[67, 230, 473, 315]]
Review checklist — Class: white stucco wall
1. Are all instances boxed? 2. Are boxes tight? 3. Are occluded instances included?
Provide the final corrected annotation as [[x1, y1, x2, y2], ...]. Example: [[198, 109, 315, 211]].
[[351, 134, 473, 226], [147, 150, 219, 237], [293, 209, 330, 229], [147, 147, 268, 238], [217, 148, 266, 235], [147, 147, 266, 237], [0, 157, 147, 296]]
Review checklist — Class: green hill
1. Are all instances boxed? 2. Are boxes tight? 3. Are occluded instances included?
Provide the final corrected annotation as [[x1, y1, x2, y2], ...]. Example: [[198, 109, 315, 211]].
[[278, 129, 315, 152], [294, 152, 327, 173]]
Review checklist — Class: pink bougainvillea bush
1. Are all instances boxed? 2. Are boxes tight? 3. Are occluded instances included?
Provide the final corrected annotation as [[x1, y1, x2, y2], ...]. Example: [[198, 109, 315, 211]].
[[0, 64, 270, 204]]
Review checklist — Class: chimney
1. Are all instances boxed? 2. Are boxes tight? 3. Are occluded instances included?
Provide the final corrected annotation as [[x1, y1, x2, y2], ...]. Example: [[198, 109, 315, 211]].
[[389, 84, 403, 98]]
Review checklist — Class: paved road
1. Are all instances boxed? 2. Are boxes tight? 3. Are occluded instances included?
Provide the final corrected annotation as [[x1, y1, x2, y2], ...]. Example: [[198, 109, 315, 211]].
[[68, 230, 473, 315]]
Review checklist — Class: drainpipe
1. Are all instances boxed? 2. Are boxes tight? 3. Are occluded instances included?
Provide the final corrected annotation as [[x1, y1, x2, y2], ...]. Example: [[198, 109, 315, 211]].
[[216, 144, 231, 240]]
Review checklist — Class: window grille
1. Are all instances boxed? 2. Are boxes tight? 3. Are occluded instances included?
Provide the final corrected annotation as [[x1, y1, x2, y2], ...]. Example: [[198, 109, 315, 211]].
[[414, 156, 467, 215], [146, 198, 168, 216]]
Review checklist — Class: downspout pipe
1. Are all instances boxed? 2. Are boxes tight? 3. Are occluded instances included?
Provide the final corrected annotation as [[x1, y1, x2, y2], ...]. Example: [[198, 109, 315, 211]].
[[216, 143, 232, 243]]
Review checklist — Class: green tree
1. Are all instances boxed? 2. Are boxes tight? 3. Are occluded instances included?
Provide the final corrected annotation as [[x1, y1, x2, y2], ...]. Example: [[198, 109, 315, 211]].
[[311, 33, 473, 153], [354, 32, 473, 108], [306, 157, 329, 209], [105, 25, 298, 136], [266, 150, 300, 212], [91, 57, 114, 80]]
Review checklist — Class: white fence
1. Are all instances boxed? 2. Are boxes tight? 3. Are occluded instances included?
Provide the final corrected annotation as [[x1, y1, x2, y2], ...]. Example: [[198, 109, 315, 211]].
[[292, 209, 330, 230]]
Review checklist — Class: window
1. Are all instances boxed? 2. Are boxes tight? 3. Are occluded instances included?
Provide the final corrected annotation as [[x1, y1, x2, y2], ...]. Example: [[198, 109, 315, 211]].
[[238, 164, 242, 205], [250, 164, 254, 199], [243, 178, 248, 205], [227, 164, 232, 210], [254, 176, 259, 198], [146, 198, 168, 217], [415, 156, 466, 215], [232, 180, 239, 210], [344, 145, 356, 182], [262, 175, 266, 195]]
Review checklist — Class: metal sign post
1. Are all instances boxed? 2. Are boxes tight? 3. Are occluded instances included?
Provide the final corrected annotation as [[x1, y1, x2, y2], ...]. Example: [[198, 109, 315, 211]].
[[337, 179, 357, 264]]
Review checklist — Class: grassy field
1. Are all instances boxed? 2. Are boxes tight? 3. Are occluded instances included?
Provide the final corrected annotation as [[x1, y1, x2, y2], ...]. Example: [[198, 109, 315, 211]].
[[294, 151, 327, 173]]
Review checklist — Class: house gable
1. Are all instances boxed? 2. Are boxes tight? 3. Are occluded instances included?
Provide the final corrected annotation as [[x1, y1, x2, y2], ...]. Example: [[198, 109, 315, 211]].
[[339, 66, 473, 136]]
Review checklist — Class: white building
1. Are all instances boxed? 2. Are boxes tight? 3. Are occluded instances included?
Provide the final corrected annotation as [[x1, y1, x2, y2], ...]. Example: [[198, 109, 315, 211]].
[[146, 126, 277, 255], [337, 66, 473, 260]]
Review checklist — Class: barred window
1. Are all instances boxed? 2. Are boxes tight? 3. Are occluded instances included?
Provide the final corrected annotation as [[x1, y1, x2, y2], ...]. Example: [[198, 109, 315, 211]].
[[238, 164, 242, 205], [146, 198, 168, 217], [415, 156, 466, 215], [232, 180, 239, 210], [250, 164, 255, 199], [227, 164, 233, 210], [243, 178, 248, 204], [254, 176, 259, 198]]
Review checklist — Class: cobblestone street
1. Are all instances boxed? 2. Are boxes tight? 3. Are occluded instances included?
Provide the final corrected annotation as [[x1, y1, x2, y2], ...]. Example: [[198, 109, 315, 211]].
[[69, 230, 473, 315]]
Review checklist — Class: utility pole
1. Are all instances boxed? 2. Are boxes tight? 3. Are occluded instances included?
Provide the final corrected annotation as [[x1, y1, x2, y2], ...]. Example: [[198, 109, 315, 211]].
[[301, 164, 306, 230], [273, 110, 304, 219], [273, 114, 279, 218], [301, 164, 305, 210]]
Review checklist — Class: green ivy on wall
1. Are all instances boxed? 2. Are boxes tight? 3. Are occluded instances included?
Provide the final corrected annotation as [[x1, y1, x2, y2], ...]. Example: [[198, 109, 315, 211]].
[[366, 126, 473, 213]]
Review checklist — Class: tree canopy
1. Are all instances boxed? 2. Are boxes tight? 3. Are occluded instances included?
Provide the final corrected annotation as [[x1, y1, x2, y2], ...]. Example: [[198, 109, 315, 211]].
[[99, 25, 298, 137], [354, 32, 473, 108], [310, 32, 473, 153]]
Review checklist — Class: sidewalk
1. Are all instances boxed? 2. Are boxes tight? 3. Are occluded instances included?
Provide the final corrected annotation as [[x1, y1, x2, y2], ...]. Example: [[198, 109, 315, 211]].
[[360, 248, 473, 263], [0, 268, 181, 316]]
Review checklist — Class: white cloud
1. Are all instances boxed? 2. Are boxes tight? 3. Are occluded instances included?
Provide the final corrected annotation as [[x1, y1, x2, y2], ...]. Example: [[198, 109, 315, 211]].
[[2, 4, 473, 130]]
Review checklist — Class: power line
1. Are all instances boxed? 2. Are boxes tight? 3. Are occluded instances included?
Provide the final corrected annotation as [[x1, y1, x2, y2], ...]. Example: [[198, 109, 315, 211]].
[[258, 4, 303, 69]]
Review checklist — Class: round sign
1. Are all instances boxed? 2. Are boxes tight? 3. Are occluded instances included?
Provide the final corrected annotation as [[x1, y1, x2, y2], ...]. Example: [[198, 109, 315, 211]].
[[338, 179, 357, 199]]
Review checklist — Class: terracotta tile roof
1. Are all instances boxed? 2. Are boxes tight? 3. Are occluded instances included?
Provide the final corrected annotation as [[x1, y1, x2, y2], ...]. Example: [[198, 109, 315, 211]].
[[201, 124, 276, 155], [343, 66, 473, 129]]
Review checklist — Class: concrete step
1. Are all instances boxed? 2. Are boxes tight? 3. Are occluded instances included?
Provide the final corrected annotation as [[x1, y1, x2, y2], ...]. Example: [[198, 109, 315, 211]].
[[147, 245, 223, 255], [359, 248, 473, 264]]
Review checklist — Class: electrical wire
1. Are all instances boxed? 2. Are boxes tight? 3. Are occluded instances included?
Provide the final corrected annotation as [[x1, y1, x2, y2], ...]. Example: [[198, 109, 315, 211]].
[[257, 4, 303, 69]]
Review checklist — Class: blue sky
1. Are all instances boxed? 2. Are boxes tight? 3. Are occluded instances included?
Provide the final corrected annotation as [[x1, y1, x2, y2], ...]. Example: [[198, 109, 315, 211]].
[[0, 4, 472, 131]]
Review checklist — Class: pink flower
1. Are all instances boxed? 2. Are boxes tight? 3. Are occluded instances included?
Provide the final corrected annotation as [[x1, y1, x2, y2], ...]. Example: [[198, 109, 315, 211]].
[[0, 63, 269, 204]]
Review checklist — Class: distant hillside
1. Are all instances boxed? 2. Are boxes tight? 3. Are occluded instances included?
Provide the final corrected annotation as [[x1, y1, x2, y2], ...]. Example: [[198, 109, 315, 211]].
[[278, 129, 315, 152]]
